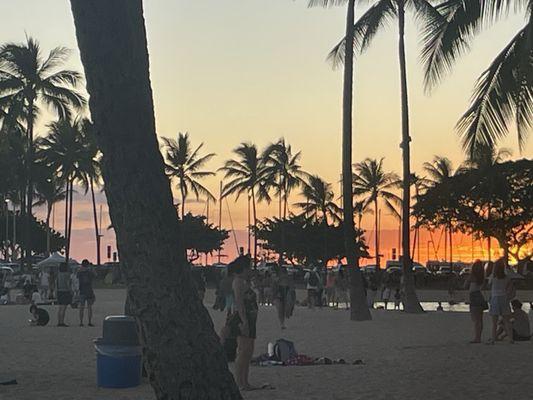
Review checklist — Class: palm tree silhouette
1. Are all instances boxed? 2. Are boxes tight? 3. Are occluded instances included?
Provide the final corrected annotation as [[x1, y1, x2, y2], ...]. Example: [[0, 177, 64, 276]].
[[0, 37, 85, 257], [423, 156, 457, 266], [162, 133, 215, 219], [78, 119, 103, 265], [295, 175, 342, 225], [262, 138, 306, 219], [421, 0, 532, 154], [220, 143, 271, 266], [353, 158, 400, 269], [37, 118, 86, 261], [329, 0, 438, 313], [33, 165, 66, 256], [295, 175, 341, 268], [310, 0, 372, 321]]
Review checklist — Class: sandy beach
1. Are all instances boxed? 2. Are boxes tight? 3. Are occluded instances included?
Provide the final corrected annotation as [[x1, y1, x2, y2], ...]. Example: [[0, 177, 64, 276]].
[[2, 288, 533, 400]]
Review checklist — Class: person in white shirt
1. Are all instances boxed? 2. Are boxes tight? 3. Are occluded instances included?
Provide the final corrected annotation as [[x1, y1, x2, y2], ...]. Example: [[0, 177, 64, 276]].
[[31, 289, 42, 304], [487, 258, 514, 344], [39, 271, 49, 301]]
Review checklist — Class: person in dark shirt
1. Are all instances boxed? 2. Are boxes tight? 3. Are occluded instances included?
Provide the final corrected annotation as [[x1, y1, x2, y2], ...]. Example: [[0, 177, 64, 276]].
[[29, 304, 50, 326], [77, 259, 96, 327]]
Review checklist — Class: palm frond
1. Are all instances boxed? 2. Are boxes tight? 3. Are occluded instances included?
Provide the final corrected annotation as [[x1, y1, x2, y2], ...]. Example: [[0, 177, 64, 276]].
[[457, 25, 532, 155]]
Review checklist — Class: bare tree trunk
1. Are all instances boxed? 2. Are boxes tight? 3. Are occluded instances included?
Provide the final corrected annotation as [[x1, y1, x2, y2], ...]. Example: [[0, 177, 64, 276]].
[[398, 0, 423, 313], [342, 0, 371, 321], [90, 178, 101, 265], [69, 2, 241, 398]]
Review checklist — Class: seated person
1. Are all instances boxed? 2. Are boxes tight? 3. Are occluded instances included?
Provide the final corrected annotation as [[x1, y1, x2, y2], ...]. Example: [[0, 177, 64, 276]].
[[497, 299, 530, 341], [29, 304, 50, 326]]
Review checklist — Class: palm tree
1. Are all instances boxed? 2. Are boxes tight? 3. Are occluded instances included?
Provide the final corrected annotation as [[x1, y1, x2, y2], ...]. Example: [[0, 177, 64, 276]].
[[309, 0, 371, 321], [78, 119, 103, 265], [37, 118, 86, 261], [70, 3, 241, 396], [0, 37, 85, 258], [421, 0, 532, 155], [423, 156, 456, 266], [262, 138, 306, 219], [329, 0, 438, 313], [295, 175, 342, 225], [33, 166, 66, 256], [162, 133, 216, 218], [353, 158, 400, 269], [295, 175, 342, 268], [220, 143, 271, 266]]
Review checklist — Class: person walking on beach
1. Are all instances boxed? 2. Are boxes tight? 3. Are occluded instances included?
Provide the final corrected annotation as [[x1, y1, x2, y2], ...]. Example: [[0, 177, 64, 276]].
[[335, 268, 349, 309], [305, 267, 321, 309], [325, 269, 336, 307], [56, 263, 72, 327], [467, 260, 487, 343], [77, 259, 96, 327], [273, 265, 290, 329], [231, 256, 259, 391], [220, 268, 234, 316], [487, 258, 514, 344], [39, 270, 49, 301]]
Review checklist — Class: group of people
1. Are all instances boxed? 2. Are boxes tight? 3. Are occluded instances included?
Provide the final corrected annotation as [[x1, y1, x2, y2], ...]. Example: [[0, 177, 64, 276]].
[[467, 258, 530, 344], [29, 259, 97, 327]]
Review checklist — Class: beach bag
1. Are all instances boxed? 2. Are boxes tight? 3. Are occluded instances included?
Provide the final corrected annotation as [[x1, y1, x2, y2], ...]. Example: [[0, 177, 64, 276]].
[[308, 272, 319, 287], [274, 339, 297, 363]]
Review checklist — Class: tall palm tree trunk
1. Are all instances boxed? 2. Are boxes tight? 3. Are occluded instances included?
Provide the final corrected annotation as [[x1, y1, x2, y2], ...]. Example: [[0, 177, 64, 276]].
[[448, 222, 453, 269], [398, 0, 423, 313], [23, 99, 35, 267], [70, 1, 241, 398], [66, 179, 74, 261], [90, 178, 101, 265], [251, 187, 258, 267], [180, 180, 186, 219], [64, 180, 70, 253], [342, 0, 371, 321], [46, 203, 52, 256], [374, 199, 380, 268]]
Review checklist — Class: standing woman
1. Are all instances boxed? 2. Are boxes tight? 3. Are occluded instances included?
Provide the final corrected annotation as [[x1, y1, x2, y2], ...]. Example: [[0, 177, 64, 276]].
[[488, 258, 514, 344], [273, 265, 290, 329], [56, 262, 72, 327], [467, 260, 487, 343], [231, 256, 259, 390]]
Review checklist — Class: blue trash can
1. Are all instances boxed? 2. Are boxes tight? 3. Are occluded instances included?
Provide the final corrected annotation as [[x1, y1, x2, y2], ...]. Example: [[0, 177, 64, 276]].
[[95, 315, 142, 388]]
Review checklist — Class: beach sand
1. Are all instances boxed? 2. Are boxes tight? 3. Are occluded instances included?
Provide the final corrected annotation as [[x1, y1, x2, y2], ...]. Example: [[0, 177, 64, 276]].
[[2, 289, 532, 400]]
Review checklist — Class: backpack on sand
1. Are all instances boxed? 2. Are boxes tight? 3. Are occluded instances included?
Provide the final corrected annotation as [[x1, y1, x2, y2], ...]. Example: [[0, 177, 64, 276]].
[[274, 339, 298, 363]]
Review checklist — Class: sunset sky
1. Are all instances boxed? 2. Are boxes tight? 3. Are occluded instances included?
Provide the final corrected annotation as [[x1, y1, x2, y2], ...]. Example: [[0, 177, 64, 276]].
[[2, 1, 530, 263]]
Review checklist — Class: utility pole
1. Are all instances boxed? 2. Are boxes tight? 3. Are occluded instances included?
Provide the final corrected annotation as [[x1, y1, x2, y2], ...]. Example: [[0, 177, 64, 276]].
[[217, 181, 222, 264]]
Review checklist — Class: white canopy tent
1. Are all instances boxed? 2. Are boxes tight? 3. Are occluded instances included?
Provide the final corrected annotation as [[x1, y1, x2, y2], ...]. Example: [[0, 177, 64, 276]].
[[36, 252, 80, 270]]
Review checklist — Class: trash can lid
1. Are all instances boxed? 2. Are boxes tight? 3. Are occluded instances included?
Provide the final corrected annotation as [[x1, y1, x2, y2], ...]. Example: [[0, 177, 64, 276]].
[[100, 315, 140, 346]]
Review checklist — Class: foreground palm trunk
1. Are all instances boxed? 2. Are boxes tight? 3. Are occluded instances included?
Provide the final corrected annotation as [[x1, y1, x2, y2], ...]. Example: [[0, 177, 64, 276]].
[[69, 1, 242, 398], [398, 0, 423, 313], [342, 0, 372, 321]]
